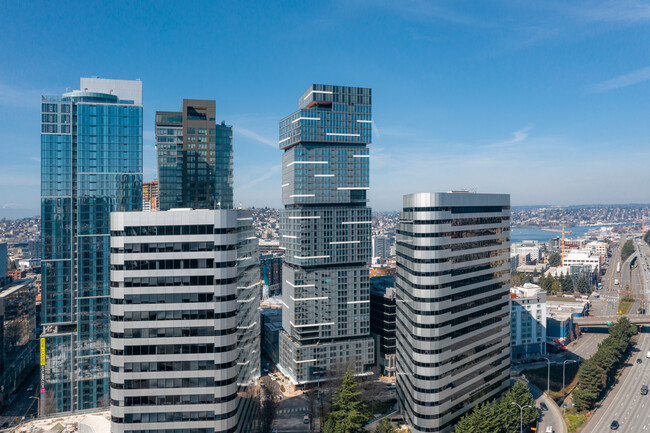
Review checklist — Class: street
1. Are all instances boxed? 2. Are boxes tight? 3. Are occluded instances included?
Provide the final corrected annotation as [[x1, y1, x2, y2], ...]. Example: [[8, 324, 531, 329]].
[[0, 367, 39, 430], [580, 234, 650, 432], [529, 382, 566, 433]]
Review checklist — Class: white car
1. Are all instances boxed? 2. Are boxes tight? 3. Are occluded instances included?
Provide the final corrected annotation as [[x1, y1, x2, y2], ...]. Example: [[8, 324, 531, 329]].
[[546, 426, 554, 433]]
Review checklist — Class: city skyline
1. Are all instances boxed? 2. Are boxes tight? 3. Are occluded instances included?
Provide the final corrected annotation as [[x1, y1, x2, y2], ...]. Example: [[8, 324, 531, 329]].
[[2, 1, 650, 218]]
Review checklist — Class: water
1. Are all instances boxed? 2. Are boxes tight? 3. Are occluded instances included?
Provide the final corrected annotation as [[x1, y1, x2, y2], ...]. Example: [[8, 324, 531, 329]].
[[510, 226, 608, 243]]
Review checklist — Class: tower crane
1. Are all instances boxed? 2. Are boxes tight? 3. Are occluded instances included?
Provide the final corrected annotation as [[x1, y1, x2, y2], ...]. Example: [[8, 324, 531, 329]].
[[541, 225, 573, 267]]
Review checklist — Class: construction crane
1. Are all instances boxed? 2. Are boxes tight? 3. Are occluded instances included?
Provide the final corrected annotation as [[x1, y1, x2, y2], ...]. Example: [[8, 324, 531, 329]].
[[541, 225, 573, 267]]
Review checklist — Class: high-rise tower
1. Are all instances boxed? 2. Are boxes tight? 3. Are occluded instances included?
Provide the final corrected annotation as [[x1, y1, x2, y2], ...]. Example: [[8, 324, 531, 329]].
[[40, 78, 143, 413], [156, 100, 233, 211], [277, 85, 374, 384], [109, 209, 260, 433], [395, 192, 511, 433]]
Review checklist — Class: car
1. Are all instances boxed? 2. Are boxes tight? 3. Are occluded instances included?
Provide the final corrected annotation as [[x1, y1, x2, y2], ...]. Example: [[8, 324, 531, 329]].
[[545, 427, 554, 433], [303, 414, 311, 424], [611, 420, 619, 430], [540, 402, 549, 411], [642, 385, 648, 395], [638, 358, 643, 364], [26, 386, 34, 392]]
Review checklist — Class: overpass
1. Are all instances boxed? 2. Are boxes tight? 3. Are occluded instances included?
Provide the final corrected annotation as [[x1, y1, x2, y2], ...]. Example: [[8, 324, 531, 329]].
[[574, 314, 650, 326]]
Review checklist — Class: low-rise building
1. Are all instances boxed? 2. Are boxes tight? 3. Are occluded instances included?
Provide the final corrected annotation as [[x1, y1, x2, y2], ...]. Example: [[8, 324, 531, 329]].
[[512, 241, 542, 262], [586, 241, 608, 257], [546, 312, 573, 345], [563, 249, 601, 272], [510, 283, 546, 361], [510, 253, 519, 272]]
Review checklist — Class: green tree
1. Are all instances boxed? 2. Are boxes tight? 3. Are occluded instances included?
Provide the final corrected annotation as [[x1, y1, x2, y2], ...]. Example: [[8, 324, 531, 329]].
[[323, 368, 371, 433], [573, 359, 605, 411], [576, 275, 590, 294], [620, 239, 636, 262], [548, 252, 562, 267], [376, 418, 395, 433], [644, 230, 650, 247], [560, 273, 573, 292], [454, 381, 536, 433], [551, 280, 562, 294]]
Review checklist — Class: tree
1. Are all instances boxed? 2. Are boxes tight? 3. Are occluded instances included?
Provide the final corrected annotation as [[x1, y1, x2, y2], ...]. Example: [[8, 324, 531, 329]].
[[376, 418, 395, 433], [551, 280, 562, 294], [576, 275, 590, 294], [548, 252, 562, 267], [573, 359, 605, 411], [323, 367, 371, 433], [620, 239, 636, 263], [454, 381, 536, 433], [560, 273, 573, 292], [644, 230, 650, 247], [260, 387, 277, 433]]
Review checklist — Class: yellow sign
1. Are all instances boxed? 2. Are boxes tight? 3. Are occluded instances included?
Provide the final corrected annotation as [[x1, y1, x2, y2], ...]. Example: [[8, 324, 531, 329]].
[[40, 338, 45, 366]]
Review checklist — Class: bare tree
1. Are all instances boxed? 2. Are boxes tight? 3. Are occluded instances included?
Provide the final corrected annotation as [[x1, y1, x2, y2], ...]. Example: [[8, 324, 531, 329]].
[[260, 386, 277, 433]]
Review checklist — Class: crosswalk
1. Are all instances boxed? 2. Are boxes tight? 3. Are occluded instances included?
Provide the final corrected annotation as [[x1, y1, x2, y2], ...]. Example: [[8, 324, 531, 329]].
[[277, 407, 307, 414]]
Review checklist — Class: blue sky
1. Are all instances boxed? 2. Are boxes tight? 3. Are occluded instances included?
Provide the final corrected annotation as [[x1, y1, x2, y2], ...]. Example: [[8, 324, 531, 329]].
[[1, 0, 650, 218]]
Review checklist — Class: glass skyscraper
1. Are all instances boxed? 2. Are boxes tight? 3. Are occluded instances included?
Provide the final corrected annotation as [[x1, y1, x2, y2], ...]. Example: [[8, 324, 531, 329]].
[[277, 84, 374, 385], [156, 100, 233, 211], [40, 78, 143, 414]]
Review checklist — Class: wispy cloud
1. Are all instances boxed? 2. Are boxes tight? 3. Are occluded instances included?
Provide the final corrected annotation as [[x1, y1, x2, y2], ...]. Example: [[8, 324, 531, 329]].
[[0, 81, 50, 109], [483, 125, 533, 149], [591, 66, 650, 93], [236, 127, 276, 148], [238, 164, 281, 190], [574, 0, 650, 23]]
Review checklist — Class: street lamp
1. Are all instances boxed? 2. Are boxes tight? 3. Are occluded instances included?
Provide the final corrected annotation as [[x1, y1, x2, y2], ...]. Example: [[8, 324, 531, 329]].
[[511, 402, 531, 433], [542, 357, 551, 393], [29, 396, 39, 419], [562, 360, 577, 390]]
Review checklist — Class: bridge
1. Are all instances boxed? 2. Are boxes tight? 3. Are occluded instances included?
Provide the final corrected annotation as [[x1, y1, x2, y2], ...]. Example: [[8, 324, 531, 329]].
[[574, 315, 650, 326]]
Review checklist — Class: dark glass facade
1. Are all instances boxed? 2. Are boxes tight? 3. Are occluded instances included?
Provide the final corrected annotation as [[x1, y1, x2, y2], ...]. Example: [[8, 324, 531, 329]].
[[277, 85, 374, 384], [0, 279, 37, 404], [156, 100, 233, 211], [41, 78, 142, 414]]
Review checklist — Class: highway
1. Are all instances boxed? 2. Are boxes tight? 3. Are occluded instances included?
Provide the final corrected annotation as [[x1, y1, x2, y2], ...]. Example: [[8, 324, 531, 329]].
[[581, 235, 650, 433]]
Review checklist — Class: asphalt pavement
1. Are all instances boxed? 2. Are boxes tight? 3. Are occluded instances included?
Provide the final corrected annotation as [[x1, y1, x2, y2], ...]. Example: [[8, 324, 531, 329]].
[[0, 367, 39, 430], [528, 381, 566, 433], [580, 235, 650, 433]]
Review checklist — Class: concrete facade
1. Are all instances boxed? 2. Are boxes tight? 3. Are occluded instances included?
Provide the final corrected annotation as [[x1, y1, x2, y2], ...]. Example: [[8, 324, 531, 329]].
[[395, 192, 511, 433], [109, 209, 260, 433]]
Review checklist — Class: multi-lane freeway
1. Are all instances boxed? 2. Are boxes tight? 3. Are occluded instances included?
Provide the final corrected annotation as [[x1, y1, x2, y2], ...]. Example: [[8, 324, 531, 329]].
[[581, 235, 650, 433]]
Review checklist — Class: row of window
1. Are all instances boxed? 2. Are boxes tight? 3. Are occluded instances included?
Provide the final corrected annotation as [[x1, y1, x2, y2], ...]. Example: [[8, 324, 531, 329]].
[[115, 376, 237, 390], [124, 428, 222, 433], [116, 359, 236, 373], [117, 242, 235, 253], [115, 343, 236, 356], [116, 275, 237, 288], [115, 392, 236, 406], [112, 292, 226, 305], [111, 309, 232, 322], [115, 259, 235, 271], [112, 225, 237, 236], [112, 326, 235, 339]]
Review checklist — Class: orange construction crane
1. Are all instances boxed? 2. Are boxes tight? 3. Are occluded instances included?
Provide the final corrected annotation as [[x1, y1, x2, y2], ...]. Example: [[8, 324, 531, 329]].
[[541, 225, 573, 266]]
